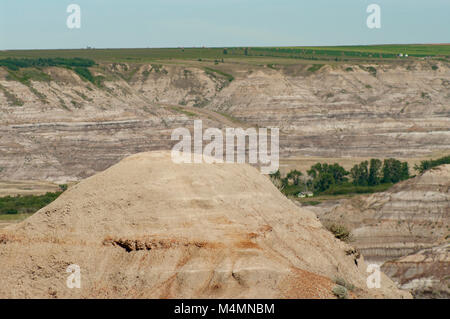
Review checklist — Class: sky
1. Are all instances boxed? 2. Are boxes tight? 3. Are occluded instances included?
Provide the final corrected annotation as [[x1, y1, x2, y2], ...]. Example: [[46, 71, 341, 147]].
[[0, 0, 449, 50]]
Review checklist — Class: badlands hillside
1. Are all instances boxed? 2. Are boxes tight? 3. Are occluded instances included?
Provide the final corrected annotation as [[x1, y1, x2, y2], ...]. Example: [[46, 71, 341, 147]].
[[0, 59, 449, 182], [312, 165, 450, 263], [0, 152, 410, 298], [0, 51, 448, 299], [310, 165, 450, 298], [382, 243, 449, 298]]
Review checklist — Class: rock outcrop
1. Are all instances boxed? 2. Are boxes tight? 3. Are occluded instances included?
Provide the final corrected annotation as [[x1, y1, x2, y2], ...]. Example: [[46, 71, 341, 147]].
[[311, 165, 450, 264], [0, 152, 409, 298], [382, 242, 449, 299], [0, 61, 449, 182]]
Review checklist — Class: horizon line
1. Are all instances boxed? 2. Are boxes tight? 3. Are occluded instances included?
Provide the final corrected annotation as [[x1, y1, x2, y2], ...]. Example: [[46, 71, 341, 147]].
[[1, 43, 449, 52]]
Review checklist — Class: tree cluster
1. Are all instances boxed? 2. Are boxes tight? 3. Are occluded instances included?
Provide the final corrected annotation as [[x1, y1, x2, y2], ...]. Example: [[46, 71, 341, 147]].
[[414, 155, 450, 174], [350, 158, 409, 186], [270, 158, 412, 195]]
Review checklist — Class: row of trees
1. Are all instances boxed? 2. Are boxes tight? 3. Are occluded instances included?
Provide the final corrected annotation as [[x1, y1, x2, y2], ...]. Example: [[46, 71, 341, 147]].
[[350, 158, 409, 186], [270, 158, 412, 195], [270, 162, 350, 193]]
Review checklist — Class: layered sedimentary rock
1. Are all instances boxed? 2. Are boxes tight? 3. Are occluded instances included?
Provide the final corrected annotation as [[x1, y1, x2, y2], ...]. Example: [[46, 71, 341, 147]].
[[311, 165, 450, 264], [382, 243, 449, 298], [209, 62, 450, 159], [0, 61, 449, 182], [0, 152, 409, 298]]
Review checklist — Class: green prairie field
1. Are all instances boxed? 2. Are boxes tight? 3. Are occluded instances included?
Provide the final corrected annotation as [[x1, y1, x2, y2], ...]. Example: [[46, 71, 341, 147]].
[[0, 44, 448, 64]]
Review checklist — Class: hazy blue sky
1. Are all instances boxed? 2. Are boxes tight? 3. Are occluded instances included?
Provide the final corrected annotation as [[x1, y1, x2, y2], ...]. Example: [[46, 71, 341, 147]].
[[0, 0, 449, 50]]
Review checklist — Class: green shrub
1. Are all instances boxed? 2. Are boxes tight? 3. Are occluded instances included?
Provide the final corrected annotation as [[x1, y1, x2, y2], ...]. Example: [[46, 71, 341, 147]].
[[0, 57, 95, 70], [421, 92, 431, 99], [367, 66, 377, 76], [334, 277, 355, 291], [0, 83, 24, 106], [414, 156, 450, 173], [151, 64, 167, 74], [327, 224, 352, 242], [307, 64, 323, 72], [359, 66, 377, 76], [0, 58, 103, 87], [332, 285, 348, 299], [73, 67, 93, 82], [72, 67, 104, 86], [204, 67, 234, 82], [6, 69, 52, 85]]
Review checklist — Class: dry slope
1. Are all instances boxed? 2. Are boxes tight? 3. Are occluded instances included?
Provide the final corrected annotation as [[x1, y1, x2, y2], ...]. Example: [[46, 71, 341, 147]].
[[382, 242, 449, 299], [0, 151, 409, 298], [312, 165, 450, 264], [0, 60, 449, 182]]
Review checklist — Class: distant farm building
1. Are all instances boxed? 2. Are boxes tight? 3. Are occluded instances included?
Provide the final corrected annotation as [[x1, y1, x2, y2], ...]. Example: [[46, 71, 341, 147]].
[[297, 191, 314, 198]]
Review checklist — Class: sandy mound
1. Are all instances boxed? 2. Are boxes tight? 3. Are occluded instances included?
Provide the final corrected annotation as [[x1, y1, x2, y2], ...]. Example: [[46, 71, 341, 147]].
[[0, 152, 409, 298]]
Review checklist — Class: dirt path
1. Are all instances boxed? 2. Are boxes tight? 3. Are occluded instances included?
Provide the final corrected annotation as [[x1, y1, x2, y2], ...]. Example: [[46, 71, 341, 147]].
[[160, 103, 249, 128]]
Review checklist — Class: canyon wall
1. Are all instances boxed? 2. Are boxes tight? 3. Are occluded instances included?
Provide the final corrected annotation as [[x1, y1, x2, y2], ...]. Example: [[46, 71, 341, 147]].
[[382, 243, 449, 298], [0, 60, 449, 182], [311, 165, 450, 264]]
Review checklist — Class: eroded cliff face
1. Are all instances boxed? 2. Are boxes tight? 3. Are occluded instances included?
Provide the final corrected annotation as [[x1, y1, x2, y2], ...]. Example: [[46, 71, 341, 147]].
[[209, 62, 450, 159], [0, 60, 449, 182], [382, 243, 449, 299], [311, 165, 450, 264]]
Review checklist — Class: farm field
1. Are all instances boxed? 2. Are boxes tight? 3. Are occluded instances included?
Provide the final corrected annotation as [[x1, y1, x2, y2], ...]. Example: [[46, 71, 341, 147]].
[[0, 180, 61, 197], [0, 44, 448, 65]]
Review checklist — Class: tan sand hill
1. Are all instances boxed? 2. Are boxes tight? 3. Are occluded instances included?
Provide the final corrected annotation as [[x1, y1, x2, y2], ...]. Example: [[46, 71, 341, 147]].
[[0, 151, 409, 298]]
